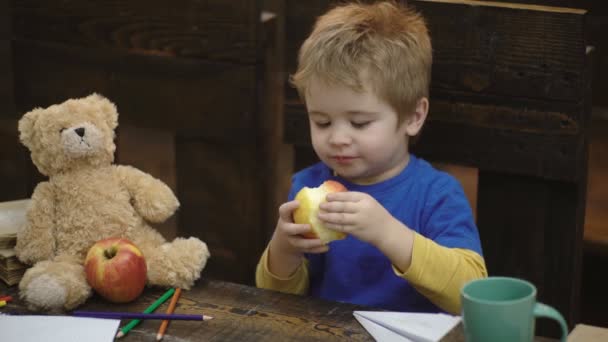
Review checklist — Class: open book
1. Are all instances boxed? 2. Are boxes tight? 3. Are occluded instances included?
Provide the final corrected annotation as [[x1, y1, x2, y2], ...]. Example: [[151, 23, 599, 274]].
[[0, 199, 30, 246], [0, 199, 31, 285], [354, 311, 461, 342]]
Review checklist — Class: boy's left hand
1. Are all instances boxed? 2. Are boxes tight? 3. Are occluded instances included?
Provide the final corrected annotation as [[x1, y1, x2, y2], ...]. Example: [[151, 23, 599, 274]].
[[318, 191, 394, 246]]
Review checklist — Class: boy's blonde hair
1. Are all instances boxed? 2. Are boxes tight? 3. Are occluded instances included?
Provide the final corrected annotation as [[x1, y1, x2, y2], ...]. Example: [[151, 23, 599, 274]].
[[291, 1, 432, 123]]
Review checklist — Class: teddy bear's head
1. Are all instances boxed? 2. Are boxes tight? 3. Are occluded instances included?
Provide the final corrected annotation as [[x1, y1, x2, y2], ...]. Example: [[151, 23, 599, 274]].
[[18, 93, 118, 176]]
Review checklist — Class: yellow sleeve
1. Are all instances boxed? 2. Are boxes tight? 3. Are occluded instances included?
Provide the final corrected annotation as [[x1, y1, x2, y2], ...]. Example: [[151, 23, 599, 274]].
[[394, 233, 487, 314], [255, 246, 310, 295]]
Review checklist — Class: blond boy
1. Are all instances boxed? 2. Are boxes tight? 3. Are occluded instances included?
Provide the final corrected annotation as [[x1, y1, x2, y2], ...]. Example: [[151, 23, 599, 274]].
[[256, 1, 487, 314]]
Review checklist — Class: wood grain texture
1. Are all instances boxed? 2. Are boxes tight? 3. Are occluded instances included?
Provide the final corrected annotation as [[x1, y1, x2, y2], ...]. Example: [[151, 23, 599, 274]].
[[413, 0, 586, 104], [13, 39, 257, 143], [0, 120, 30, 202], [176, 141, 266, 285], [0, 279, 561, 341], [12, 0, 260, 65], [258, 0, 294, 244], [0, 280, 373, 341], [172, 9, 286, 284], [0, 0, 29, 201], [475, 0, 608, 107], [0, 0, 15, 118], [477, 172, 586, 336]]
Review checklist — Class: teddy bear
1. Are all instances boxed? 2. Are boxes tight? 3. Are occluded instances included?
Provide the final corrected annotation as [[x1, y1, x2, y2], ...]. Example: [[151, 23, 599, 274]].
[[14, 93, 210, 312]]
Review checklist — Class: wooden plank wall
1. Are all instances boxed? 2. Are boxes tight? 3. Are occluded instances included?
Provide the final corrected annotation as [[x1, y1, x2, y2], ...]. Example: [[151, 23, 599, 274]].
[[4, 0, 283, 285], [412, 2, 589, 336], [283, 0, 590, 337], [481, 0, 608, 108], [0, 0, 30, 202]]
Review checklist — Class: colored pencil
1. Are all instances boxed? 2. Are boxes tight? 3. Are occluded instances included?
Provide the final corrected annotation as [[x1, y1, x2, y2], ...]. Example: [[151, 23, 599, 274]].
[[73, 310, 211, 321], [156, 287, 182, 341], [116, 287, 175, 339]]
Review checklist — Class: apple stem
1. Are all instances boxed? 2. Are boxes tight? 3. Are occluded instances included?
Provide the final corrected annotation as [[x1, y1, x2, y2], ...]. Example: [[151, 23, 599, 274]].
[[104, 247, 117, 259]]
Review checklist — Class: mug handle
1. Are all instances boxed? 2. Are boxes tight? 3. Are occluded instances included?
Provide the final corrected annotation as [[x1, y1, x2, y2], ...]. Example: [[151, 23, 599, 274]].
[[534, 302, 569, 342]]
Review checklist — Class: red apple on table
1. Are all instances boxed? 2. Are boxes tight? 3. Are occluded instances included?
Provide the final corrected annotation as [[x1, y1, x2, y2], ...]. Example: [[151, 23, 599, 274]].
[[293, 180, 348, 243], [84, 237, 147, 303]]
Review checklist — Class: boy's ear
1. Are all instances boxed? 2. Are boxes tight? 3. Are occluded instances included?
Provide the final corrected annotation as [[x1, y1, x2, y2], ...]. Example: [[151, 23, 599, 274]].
[[404, 97, 429, 136]]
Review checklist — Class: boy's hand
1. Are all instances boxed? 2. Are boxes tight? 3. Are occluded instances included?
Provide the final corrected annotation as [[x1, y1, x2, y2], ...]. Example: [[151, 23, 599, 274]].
[[267, 200, 329, 278], [270, 200, 330, 257], [318, 191, 395, 246]]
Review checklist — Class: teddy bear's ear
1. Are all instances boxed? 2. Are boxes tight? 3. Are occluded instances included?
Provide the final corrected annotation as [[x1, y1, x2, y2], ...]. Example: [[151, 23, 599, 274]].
[[18, 108, 42, 149], [86, 93, 118, 130]]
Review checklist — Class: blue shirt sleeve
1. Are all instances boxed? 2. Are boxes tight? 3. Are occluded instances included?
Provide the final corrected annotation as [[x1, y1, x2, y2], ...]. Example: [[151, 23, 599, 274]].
[[420, 176, 483, 255]]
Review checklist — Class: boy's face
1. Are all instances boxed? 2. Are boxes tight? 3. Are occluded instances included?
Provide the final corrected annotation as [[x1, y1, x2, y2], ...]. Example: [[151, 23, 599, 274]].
[[306, 78, 415, 185]]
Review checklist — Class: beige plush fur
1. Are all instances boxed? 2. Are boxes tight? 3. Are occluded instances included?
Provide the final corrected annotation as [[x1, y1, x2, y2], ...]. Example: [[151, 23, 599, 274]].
[[15, 94, 210, 312]]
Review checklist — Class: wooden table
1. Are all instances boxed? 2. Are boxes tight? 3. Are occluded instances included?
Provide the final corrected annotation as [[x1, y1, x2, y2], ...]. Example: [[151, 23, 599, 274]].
[[2, 279, 561, 341], [0, 279, 474, 341]]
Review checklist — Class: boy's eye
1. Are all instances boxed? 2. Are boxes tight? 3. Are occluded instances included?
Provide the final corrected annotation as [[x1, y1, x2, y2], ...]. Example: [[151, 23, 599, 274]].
[[313, 121, 331, 128], [351, 121, 370, 128]]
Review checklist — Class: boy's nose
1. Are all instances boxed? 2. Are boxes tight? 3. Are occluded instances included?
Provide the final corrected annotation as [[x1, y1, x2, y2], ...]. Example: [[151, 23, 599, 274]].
[[328, 129, 351, 145]]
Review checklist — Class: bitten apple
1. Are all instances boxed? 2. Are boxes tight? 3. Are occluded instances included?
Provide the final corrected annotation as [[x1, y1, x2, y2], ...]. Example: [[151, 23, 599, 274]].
[[293, 180, 348, 243], [84, 237, 147, 303]]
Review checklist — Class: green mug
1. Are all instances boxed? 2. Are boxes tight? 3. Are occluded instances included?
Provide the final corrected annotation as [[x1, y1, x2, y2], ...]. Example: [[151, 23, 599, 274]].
[[461, 277, 568, 342]]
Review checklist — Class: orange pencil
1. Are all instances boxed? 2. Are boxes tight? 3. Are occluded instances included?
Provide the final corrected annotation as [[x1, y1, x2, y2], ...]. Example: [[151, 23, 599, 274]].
[[156, 287, 182, 341]]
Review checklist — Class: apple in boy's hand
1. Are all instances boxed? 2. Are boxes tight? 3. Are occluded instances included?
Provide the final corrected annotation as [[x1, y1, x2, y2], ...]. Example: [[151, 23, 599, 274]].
[[293, 180, 348, 243], [84, 237, 147, 303]]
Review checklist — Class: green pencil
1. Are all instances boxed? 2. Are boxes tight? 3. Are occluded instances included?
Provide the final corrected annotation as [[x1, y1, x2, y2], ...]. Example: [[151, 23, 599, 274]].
[[116, 287, 176, 338]]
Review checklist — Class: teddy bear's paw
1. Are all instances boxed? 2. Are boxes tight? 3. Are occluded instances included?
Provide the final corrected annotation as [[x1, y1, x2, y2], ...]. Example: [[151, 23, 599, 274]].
[[147, 237, 210, 289], [19, 259, 92, 311], [131, 179, 179, 223], [21, 274, 68, 312]]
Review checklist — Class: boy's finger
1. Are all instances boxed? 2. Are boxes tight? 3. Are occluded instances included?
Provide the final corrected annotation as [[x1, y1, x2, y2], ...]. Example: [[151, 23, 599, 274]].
[[318, 211, 354, 225], [278, 200, 299, 220], [319, 201, 356, 213], [283, 223, 311, 236], [325, 191, 361, 202]]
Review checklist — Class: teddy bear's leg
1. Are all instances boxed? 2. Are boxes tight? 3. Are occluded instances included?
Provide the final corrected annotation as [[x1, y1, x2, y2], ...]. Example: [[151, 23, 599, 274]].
[[143, 237, 210, 289], [18, 255, 91, 312]]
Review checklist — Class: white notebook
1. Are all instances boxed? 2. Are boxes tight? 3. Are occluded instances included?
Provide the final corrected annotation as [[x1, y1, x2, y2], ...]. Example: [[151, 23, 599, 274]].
[[354, 311, 461, 342], [0, 315, 120, 342]]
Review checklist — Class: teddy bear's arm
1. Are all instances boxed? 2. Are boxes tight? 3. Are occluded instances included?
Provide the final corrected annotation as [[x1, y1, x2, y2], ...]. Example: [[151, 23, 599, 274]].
[[115, 165, 179, 223], [15, 182, 56, 264]]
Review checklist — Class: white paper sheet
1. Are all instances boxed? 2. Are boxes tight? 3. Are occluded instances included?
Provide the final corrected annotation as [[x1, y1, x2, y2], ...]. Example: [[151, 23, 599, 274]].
[[355, 312, 415, 342], [353, 311, 461, 342], [0, 315, 120, 342]]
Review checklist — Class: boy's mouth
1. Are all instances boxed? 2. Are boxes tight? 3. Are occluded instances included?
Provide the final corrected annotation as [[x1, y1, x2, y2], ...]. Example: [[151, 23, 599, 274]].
[[332, 156, 356, 164]]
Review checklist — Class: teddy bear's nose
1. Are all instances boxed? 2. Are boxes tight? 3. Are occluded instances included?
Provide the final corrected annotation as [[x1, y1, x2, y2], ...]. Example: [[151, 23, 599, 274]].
[[75, 127, 85, 137]]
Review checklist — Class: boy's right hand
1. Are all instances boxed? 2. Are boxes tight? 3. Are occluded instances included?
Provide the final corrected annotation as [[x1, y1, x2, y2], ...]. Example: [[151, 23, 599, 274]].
[[270, 200, 330, 257]]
